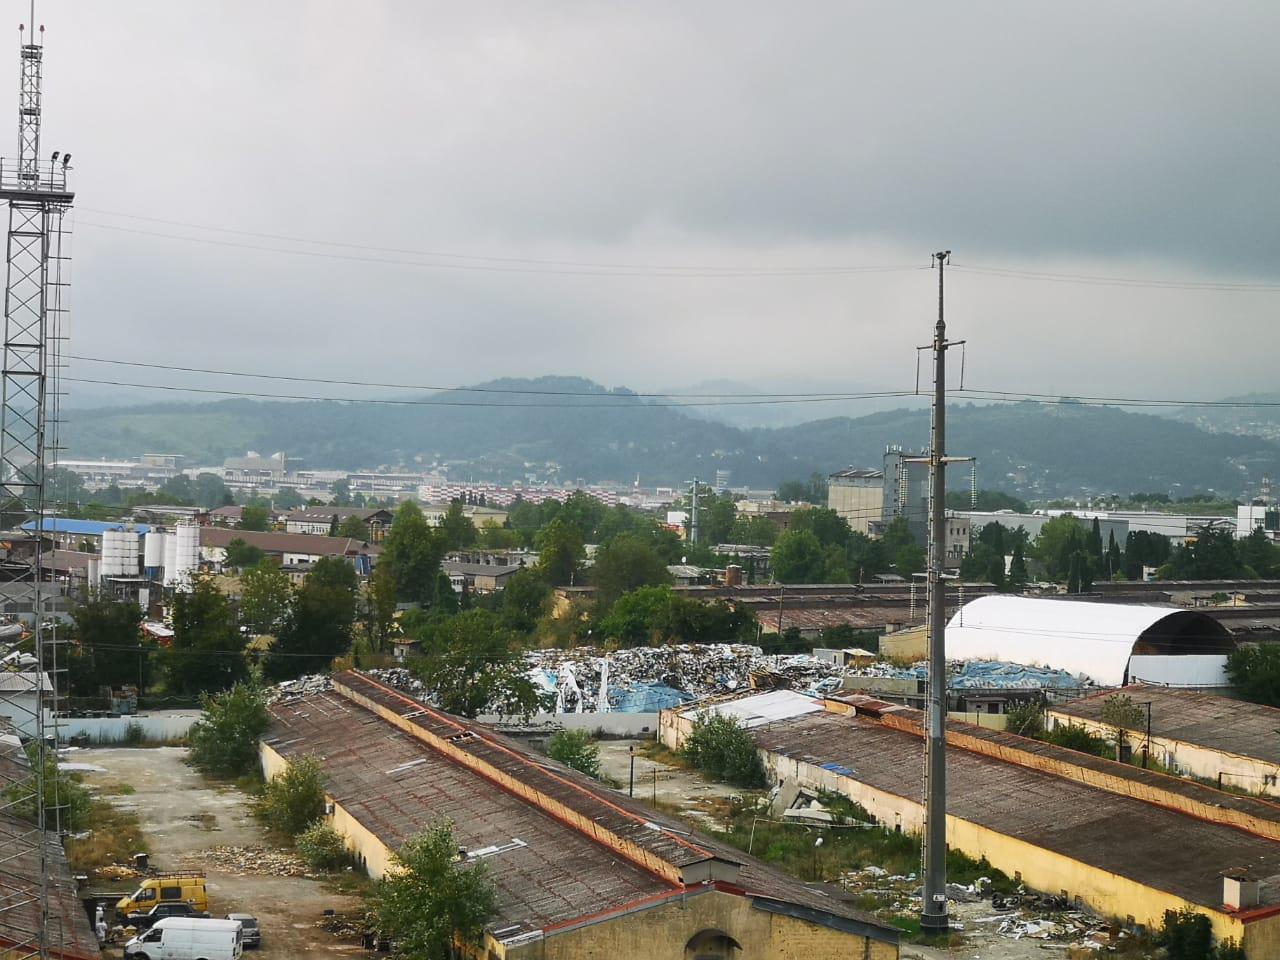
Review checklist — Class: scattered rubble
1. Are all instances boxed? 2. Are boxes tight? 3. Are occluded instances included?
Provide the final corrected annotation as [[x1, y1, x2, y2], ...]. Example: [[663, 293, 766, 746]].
[[185, 844, 311, 877]]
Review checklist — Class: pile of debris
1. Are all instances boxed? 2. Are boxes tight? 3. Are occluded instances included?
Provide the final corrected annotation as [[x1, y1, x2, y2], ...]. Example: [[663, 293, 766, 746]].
[[526, 644, 842, 712], [845, 658, 1089, 691], [188, 845, 310, 877]]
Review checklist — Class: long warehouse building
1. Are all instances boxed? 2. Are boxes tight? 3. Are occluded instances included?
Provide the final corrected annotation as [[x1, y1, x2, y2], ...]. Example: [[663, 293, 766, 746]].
[[264, 672, 900, 960], [661, 691, 1280, 955]]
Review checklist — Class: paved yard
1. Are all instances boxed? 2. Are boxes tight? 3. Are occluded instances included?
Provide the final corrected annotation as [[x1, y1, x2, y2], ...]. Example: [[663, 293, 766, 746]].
[[76, 747, 366, 960]]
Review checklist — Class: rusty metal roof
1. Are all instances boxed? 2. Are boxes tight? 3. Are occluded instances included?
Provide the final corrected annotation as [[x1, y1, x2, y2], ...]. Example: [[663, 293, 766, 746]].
[[267, 673, 895, 943], [0, 810, 102, 960], [752, 710, 1280, 913], [1053, 685, 1280, 766]]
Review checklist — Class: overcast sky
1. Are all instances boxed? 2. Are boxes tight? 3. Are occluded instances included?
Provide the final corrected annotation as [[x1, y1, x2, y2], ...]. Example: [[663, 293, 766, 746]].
[[34, 2, 1280, 414]]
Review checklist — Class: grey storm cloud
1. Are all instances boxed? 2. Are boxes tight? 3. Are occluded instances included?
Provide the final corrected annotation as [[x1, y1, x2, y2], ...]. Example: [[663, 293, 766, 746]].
[[24, 1, 1280, 409]]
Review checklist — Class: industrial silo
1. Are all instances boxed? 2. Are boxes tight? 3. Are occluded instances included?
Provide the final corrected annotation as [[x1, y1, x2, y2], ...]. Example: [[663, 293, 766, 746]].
[[143, 531, 165, 580]]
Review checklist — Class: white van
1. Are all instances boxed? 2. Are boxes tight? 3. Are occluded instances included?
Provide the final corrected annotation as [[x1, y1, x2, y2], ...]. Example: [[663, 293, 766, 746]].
[[124, 917, 243, 960]]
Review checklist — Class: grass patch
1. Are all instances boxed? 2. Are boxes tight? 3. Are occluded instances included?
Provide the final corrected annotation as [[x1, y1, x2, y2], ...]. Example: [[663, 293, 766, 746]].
[[66, 799, 148, 878], [94, 782, 136, 796], [636, 739, 687, 768]]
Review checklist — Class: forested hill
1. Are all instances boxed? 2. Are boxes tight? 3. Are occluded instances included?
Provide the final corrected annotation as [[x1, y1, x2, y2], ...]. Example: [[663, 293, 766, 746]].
[[61, 377, 1279, 497]]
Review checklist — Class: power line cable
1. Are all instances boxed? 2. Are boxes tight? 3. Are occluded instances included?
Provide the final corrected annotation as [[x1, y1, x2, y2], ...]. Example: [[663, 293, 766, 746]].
[[77, 218, 927, 280], [952, 263, 1280, 293], [63, 376, 919, 409]]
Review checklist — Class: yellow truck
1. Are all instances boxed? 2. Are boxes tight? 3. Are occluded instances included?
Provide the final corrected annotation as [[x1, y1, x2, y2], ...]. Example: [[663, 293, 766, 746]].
[[116, 873, 208, 917]]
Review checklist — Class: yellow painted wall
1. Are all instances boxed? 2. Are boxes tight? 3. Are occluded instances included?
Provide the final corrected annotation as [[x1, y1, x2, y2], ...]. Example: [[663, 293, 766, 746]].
[[761, 744, 1272, 949], [507, 889, 895, 960], [1046, 710, 1280, 798], [879, 625, 927, 660]]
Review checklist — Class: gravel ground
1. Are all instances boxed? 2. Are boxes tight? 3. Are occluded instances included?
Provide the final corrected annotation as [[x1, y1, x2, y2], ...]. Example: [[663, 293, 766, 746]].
[[75, 747, 367, 960]]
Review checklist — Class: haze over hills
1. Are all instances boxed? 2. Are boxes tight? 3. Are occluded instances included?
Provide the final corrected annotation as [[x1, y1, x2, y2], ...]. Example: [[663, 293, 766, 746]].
[[59, 376, 1280, 498]]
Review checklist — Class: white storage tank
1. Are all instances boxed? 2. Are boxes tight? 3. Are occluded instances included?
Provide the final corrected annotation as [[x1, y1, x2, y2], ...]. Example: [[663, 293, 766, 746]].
[[100, 529, 128, 578], [162, 533, 177, 587], [143, 531, 164, 575], [119, 526, 140, 577], [86, 555, 100, 586], [173, 521, 200, 591]]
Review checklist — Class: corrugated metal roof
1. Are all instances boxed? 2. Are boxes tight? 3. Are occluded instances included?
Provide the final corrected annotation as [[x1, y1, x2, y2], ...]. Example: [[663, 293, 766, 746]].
[[689, 689, 824, 729], [267, 674, 896, 944], [751, 709, 1280, 914], [1053, 685, 1280, 765], [22, 518, 150, 535]]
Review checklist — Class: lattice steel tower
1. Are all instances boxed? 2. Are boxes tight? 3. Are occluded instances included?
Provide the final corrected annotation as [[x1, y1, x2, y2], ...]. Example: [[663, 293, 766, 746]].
[[0, 5, 74, 958]]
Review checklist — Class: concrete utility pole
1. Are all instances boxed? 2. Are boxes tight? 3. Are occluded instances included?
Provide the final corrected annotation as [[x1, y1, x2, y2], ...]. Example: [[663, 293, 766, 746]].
[[921, 249, 953, 935], [690, 477, 700, 545]]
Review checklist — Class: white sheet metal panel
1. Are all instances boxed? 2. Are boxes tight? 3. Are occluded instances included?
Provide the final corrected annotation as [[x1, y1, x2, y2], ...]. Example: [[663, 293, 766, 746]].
[[946, 595, 1189, 686], [1128, 655, 1229, 688], [690, 689, 823, 729]]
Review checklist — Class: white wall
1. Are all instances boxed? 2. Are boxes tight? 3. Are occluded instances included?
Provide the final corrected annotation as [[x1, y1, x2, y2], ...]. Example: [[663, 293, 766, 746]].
[[58, 712, 200, 743]]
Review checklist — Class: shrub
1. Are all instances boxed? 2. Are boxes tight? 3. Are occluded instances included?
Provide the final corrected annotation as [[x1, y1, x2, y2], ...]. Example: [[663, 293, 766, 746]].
[[296, 820, 352, 872], [679, 713, 767, 788], [1044, 723, 1110, 757], [1159, 907, 1212, 960], [188, 683, 269, 778], [256, 756, 326, 837], [1003, 702, 1045, 739], [547, 729, 601, 779]]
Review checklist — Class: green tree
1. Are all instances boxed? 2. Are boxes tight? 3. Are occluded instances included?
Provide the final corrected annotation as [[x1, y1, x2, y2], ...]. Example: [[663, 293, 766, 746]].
[[547, 728, 601, 779], [728, 514, 777, 546], [1226, 645, 1280, 707], [590, 534, 672, 608], [1008, 541, 1029, 590], [156, 473, 193, 503], [439, 501, 479, 550], [535, 517, 585, 587], [679, 713, 767, 788], [239, 505, 271, 532], [1105, 530, 1123, 579], [881, 516, 926, 576], [788, 507, 852, 550], [408, 610, 541, 718], [500, 568, 552, 634], [330, 479, 352, 506], [4, 743, 90, 831], [265, 561, 357, 680], [1158, 907, 1212, 960], [224, 537, 265, 569], [46, 466, 88, 509], [1086, 518, 1104, 565], [477, 522, 522, 549], [1165, 527, 1244, 580], [168, 579, 248, 695], [194, 472, 233, 509], [273, 487, 304, 510], [257, 755, 327, 836], [361, 561, 400, 654], [1033, 515, 1085, 579], [239, 559, 292, 634], [66, 594, 149, 696], [381, 501, 445, 604], [771, 529, 825, 583], [1100, 693, 1146, 761], [775, 473, 827, 505], [1238, 527, 1279, 578], [188, 682, 269, 777], [373, 819, 498, 960], [335, 514, 369, 540]]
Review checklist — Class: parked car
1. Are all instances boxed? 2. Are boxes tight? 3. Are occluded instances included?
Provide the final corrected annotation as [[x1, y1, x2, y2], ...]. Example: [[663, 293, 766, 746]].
[[225, 914, 260, 949], [124, 917, 243, 960], [126, 902, 210, 931]]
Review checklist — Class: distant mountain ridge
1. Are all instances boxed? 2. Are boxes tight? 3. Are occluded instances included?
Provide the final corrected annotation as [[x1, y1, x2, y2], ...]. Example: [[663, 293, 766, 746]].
[[60, 376, 1280, 497]]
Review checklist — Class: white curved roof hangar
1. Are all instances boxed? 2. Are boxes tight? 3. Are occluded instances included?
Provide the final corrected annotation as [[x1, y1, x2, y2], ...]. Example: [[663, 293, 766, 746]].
[[945, 595, 1233, 686]]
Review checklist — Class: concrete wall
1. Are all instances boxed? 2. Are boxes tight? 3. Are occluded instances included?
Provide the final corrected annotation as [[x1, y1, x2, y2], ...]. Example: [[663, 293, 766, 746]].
[[58, 712, 199, 744], [508, 887, 896, 960], [1046, 710, 1280, 799], [828, 482, 884, 537], [476, 713, 660, 738]]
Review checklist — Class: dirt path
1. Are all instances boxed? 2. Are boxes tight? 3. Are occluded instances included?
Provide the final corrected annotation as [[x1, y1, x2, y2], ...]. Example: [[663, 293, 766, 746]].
[[76, 747, 366, 960]]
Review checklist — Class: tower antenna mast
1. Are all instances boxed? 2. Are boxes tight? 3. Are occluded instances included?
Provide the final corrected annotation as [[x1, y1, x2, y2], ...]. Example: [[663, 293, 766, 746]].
[[0, 4, 74, 957]]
